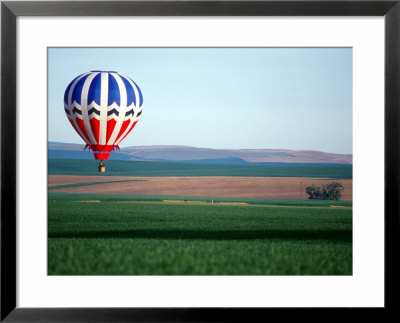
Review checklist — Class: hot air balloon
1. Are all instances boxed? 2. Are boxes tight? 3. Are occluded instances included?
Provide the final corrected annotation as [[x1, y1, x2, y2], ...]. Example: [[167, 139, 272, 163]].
[[64, 71, 143, 172]]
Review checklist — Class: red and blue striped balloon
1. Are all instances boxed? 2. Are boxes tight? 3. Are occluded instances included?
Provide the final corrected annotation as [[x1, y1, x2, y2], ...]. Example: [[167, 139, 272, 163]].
[[64, 71, 143, 160]]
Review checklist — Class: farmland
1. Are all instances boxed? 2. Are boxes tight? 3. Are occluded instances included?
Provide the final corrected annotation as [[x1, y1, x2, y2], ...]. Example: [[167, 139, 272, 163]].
[[48, 158, 352, 275], [48, 158, 352, 178], [49, 175, 353, 200], [48, 193, 352, 275]]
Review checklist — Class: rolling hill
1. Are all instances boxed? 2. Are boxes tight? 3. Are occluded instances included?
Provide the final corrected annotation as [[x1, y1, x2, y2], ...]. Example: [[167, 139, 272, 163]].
[[48, 142, 352, 165]]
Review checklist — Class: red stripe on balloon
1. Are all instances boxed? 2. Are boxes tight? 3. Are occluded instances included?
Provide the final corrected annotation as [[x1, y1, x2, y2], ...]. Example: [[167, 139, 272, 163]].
[[106, 118, 117, 143], [74, 118, 90, 143], [89, 118, 100, 143], [118, 120, 138, 144], [114, 119, 131, 143]]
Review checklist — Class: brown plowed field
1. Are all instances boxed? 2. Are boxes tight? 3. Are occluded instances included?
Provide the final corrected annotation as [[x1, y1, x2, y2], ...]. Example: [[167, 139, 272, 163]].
[[49, 175, 352, 201]]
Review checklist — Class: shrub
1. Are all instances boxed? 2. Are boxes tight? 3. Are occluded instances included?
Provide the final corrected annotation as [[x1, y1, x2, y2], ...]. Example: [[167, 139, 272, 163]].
[[305, 184, 322, 200], [306, 182, 344, 200]]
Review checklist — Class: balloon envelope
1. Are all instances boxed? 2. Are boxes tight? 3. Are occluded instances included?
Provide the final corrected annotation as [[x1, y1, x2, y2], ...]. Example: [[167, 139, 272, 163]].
[[64, 71, 143, 160]]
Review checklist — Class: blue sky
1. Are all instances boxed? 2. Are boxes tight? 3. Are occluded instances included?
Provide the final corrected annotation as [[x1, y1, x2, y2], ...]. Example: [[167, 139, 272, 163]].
[[48, 47, 352, 154]]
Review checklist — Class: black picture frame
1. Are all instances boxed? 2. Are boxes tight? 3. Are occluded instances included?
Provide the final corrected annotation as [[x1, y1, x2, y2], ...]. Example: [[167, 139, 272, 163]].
[[1, 0, 399, 321]]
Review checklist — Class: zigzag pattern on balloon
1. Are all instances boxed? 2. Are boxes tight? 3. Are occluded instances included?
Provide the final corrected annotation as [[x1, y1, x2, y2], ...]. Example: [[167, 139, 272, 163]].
[[65, 101, 142, 121]]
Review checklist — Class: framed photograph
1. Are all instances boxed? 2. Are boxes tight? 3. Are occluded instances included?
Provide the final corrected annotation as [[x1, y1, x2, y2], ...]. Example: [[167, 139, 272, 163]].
[[1, 0, 399, 321]]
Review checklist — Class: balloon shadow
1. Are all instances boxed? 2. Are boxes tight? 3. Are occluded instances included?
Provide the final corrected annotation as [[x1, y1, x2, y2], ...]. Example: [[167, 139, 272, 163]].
[[49, 228, 352, 243]]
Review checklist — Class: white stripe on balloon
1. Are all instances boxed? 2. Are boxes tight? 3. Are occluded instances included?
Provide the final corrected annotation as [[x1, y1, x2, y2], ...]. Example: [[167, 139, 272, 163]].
[[107, 73, 128, 146], [80, 72, 100, 145], [99, 72, 109, 145]]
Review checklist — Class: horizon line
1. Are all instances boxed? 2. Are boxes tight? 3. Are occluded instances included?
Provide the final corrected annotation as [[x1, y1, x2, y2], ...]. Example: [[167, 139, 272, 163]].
[[48, 140, 353, 156]]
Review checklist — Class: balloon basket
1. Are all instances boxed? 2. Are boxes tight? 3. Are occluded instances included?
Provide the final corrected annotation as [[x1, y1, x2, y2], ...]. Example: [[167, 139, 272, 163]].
[[98, 161, 106, 173]]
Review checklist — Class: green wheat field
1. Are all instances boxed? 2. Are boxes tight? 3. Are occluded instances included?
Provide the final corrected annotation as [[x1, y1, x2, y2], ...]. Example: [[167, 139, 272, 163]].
[[48, 193, 352, 275]]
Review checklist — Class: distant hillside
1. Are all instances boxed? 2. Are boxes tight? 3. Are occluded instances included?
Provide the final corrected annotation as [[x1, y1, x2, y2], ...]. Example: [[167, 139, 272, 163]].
[[48, 142, 352, 165]]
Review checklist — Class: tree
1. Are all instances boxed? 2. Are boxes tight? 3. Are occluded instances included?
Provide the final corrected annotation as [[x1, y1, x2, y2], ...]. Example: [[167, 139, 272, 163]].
[[305, 184, 322, 200], [322, 182, 344, 200], [305, 182, 344, 200]]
